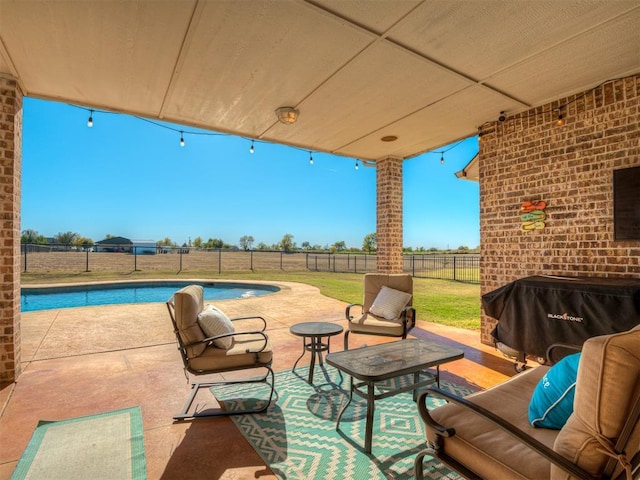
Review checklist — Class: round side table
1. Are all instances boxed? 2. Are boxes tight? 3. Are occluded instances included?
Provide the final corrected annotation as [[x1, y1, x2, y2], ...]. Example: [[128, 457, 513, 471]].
[[290, 322, 343, 383]]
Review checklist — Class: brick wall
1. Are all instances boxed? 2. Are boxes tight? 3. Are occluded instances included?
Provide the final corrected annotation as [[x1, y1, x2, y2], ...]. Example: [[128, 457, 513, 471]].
[[0, 75, 22, 382], [479, 74, 640, 345], [376, 157, 404, 273]]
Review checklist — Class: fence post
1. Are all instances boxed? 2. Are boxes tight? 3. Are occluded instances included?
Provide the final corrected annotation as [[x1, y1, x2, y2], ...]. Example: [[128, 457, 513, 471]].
[[179, 248, 183, 272], [250, 250, 253, 271], [134, 246, 138, 271], [305, 252, 308, 270], [86, 248, 90, 272], [218, 249, 221, 274], [23, 244, 28, 272], [412, 255, 415, 276], [328, 253, 331, 272], [453, 256, 457, 281], [280, 251, 283, 270]]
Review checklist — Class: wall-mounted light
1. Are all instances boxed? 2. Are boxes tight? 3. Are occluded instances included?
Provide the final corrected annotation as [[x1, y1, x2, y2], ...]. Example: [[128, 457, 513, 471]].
[[275, 107, 299, 125]]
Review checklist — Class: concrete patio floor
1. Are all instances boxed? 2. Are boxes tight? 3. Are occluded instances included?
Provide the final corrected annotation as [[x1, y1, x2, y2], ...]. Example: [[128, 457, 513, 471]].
[[0, 280, 518, 479]]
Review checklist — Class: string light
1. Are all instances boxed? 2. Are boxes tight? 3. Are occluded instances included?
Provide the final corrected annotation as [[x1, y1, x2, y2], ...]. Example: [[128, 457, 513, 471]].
[[440, 153, 445, 165], [71, 104, 473, 168], [556, 108, 565, 126]]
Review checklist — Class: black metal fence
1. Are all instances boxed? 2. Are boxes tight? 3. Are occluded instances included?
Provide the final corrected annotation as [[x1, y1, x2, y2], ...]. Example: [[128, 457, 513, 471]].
[[21, 243, 479, 284]]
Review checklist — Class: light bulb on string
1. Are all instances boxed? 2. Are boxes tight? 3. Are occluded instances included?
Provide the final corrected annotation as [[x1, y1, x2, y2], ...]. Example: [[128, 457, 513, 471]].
[[87, 110, 93, 128], [250, 140, 255, 154], [556, 110, 565, 126], [309, 151, 314, 165], [440, 153, 445, 165], [180, 131, 185, 147], [355, 160, 359, 170]]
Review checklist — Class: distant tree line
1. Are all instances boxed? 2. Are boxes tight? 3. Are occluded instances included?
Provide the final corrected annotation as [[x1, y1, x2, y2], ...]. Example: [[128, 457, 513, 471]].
[[20, 229, 478, 253]]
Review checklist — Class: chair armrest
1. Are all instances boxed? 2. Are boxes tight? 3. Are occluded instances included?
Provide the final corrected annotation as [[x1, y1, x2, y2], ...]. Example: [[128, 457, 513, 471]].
[[200, 330, 270, 353], [229, 315, 267, 332], [545, 343, 582, 365], [418, 387, 600, 480], [345, 303, 363, 321]]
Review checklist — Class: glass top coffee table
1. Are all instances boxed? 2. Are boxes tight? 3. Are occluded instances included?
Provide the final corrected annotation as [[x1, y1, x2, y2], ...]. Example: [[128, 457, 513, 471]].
[[326, 338, 464, 454], [290, 321, 344, 384]]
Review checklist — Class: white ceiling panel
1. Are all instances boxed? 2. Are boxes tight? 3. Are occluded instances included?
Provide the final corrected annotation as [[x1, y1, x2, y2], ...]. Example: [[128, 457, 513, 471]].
[[388, 0, 639, 83], [337, 85, 524, 159], [162, 0, 374, 137], [1, 0, 638, 161], [267, 40, 472, 152], [0, 1, 194, 113], [486, 8, 640, 107]]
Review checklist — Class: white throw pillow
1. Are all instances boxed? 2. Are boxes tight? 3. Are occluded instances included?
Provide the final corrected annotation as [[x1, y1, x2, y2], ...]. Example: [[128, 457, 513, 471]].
[[369, 286, 412, 321], [197, 304, 234, 349]]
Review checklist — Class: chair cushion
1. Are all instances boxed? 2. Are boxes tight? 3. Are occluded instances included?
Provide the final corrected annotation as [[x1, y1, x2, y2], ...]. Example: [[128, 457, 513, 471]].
[[172, 285, 207, 358], [552, 326, 640, 480], [528, 353, 580, 429], [347, 313, 407, 336], [198, 304, 234, 350], [363, 273, 412, 312], [369, 285, 412, 320], [188, 333, 273, 372]]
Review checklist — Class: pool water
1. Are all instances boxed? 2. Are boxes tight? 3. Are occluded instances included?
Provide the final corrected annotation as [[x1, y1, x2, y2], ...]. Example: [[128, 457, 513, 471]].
[[21, 282, 279, 312]]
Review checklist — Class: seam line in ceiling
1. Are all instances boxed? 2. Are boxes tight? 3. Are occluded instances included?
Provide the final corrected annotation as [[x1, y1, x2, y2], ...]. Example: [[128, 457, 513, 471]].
[[478, 4, 640, 86], [158, 0, 204, 120]]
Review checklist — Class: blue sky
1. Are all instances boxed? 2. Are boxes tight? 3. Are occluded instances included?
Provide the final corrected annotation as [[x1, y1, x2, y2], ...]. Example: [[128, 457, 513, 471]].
[[21, 98, 479, 250]]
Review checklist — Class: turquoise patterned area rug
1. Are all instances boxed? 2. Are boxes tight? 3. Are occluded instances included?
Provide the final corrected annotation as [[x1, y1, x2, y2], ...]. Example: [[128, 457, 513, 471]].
[[211, 366, 473, 479], [11, 406, 146, 480]]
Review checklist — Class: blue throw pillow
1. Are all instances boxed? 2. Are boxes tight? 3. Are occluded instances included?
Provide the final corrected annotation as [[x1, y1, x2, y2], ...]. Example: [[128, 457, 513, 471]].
[[528, 353, 580, 429]]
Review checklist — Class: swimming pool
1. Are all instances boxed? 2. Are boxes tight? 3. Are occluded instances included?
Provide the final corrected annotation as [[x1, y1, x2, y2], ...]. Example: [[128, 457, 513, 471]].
[[21, 281, 280, 312]]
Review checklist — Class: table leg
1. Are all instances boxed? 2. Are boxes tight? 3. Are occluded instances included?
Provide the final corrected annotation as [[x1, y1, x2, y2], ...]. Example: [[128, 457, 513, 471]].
[[365, 381, 375, 454], [336, 375, 353, 428], [292, 337, 306, 373], [308, 337, 317, 383]]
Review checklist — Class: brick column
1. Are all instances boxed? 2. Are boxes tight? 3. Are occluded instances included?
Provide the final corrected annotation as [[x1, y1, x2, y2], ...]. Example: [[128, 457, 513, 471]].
[[376, 157, 403, 273], [0, 74, 22, 383]]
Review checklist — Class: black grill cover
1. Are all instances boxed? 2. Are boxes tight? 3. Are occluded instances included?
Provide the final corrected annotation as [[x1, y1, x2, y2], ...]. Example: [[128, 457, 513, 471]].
[[483, 275, 640, 358]]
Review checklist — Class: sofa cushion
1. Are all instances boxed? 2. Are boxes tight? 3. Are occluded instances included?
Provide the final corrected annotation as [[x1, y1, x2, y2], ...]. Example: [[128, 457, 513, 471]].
[[369, 285, 412, 320], [528, 353, 580, 429], [427, 366, 559, 480], [552, 326, 640, 479], [198, 304, 234, 350]]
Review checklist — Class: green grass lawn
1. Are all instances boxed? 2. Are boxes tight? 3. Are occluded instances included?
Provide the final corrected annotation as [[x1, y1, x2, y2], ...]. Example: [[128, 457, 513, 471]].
[[21, 270, 481, 330]]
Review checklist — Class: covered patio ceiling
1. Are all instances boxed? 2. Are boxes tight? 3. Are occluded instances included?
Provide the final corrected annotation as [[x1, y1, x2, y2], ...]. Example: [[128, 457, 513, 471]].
[[1, 0, 639, 162]]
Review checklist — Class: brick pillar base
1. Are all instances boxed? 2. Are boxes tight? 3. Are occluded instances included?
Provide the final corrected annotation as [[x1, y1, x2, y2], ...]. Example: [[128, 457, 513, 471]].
[[0, 74, 22, 383], [376, 157, 403, 273]]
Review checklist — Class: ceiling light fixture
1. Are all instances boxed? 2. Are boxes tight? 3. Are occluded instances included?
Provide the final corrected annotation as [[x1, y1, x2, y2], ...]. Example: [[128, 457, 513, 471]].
[[275, 107, 299, 125]]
